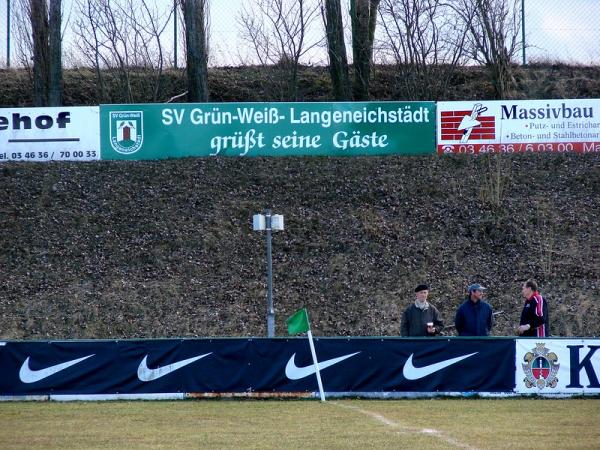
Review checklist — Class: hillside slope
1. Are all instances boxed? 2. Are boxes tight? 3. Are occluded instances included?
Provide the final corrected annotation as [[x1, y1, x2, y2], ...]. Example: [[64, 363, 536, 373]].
[[1, 64, 600, 106], [1, 153, 598, 339]]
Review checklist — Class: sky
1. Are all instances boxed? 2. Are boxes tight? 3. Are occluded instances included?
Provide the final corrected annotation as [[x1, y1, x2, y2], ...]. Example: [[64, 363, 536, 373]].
[[0, 0, 598, 67], [527, 0, 600, 63], [184, 0, 600, 66]]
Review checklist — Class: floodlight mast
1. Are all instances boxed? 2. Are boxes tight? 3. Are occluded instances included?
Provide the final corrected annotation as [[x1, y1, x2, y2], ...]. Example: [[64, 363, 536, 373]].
[[253, 210, 284, 338], [265, 209, 275, 338]]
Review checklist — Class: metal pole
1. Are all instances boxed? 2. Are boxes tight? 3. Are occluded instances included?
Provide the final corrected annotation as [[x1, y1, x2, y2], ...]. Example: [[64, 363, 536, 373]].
[[173, 0, 178, 69], [6, 0, 11, 68], [521, 0, 526, 65], [307, 329, 326, 401], [265, 210, 275, 337]]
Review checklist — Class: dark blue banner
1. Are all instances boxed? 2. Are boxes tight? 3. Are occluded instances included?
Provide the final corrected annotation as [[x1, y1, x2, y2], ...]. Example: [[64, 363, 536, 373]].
[[0, 338, 515, 396]]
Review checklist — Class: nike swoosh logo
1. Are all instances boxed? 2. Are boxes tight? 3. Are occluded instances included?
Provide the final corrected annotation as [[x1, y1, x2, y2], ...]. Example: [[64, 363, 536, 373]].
[[19, 354, 95, 384], [402, 352, 478, 380], [285, 352, 360, 380], [137, 353, 212, 382]]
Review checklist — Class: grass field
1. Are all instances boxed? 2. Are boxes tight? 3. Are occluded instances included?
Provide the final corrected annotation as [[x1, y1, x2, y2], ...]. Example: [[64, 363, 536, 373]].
[[0, 398, 598, 449]]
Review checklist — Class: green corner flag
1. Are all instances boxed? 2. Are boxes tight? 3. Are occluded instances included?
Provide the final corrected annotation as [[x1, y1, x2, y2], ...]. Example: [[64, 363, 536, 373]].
[[287, 308, 310, 335], [286, 307, 325, 401]]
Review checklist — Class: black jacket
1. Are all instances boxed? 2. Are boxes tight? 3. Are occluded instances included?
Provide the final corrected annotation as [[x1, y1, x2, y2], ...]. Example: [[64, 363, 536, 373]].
[[520, 293, 548, 337], [455, 298, 493, 336], [401, 303, 444, 337]]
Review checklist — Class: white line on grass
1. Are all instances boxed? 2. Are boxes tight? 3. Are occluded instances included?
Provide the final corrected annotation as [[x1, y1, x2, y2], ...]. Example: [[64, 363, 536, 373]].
[[332, 401, 479, 450]]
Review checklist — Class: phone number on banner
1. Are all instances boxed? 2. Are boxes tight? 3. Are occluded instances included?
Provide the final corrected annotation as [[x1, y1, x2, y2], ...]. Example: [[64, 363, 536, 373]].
[[438, 142, 600, 155], [0, 150, 99, 162]]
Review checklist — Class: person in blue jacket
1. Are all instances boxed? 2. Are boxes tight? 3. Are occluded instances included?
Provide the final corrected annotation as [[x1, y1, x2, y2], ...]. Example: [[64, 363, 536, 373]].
[[454, 283, 494, 336]]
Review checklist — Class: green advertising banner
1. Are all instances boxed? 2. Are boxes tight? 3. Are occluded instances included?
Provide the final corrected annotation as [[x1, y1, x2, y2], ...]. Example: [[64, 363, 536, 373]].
[[100, 102, 435, 159]]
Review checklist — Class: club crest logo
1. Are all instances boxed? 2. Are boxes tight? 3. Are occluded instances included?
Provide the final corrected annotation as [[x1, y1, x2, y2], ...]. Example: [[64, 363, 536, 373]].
[[522, 343, 560, 389], [110, 111, 143, 154]]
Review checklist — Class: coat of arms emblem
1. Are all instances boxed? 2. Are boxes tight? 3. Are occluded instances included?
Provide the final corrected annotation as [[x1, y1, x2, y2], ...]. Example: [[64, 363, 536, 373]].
[[110, 111, 143, 154], [522, 343, 560, 389]]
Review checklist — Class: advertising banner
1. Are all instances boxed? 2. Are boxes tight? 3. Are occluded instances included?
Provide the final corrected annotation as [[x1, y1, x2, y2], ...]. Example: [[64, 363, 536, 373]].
[[0, 107, 100, 162], [0, 337, 514, 397], [99, 102, 436, 159], [437, 99, 600, 154], [515, 339, 600, 395]]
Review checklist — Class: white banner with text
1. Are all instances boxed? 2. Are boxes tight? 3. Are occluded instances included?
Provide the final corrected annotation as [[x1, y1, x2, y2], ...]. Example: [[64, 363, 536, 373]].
[[437, 99, 600, 154], [0, 107, 100, 162], [515, 339, 600, 395]]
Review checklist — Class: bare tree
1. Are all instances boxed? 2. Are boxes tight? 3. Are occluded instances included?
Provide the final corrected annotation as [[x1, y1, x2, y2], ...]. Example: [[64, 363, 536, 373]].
[[29, 0, 62, 106], [350, 0, 380, 100], [11, 1, 33, 71], [182, 0, 209, 102], [132, 0, 174, 101], [48, 0, 62, 105], [323, 0, 351, 100], [73, 0, 173, 103], [238, 0, 322, 100], [452, 0, 521, 99], [379, 0, 469, 100], [72, 0, 107, 100], [31, 0, 50, 105], [74, 0, 133, 102]]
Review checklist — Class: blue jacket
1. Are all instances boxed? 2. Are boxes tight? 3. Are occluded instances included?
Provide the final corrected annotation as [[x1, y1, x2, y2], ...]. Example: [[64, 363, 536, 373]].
[[455, 298, 493, 336]]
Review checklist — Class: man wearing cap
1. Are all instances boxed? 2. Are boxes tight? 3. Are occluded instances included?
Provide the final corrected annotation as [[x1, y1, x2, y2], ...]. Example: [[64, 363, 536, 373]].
[[401, 284, 444, 337], [454, 283, 494, 336]]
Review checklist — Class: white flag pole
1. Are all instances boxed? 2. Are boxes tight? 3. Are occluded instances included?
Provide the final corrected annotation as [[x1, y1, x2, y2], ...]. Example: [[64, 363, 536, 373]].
[[306, 329, 326, 402]]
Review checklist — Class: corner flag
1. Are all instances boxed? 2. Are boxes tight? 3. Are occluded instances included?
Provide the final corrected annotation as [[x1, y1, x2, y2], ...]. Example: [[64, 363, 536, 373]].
[[286, 308, 326, 401], [287, 308, 309, 335]]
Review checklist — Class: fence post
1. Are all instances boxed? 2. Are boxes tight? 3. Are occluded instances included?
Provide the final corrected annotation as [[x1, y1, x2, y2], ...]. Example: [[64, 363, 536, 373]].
[[174, 0, 178, 69], [6, 0, 10, 68], [521, 0, 526, 65]]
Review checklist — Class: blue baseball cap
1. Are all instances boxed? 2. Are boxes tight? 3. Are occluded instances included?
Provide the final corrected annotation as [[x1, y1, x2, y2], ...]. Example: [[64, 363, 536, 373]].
[[468, 283, 487, 293]]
